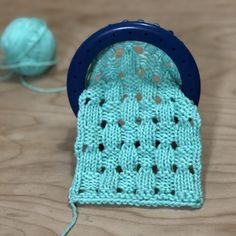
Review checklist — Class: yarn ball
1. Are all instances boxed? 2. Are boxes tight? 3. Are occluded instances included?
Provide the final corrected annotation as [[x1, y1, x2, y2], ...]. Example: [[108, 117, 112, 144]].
[[0, 17, 56, 76]]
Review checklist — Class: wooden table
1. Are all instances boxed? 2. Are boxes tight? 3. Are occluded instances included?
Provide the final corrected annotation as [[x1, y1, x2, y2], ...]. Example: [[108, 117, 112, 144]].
[[0, 0, 236, 235]]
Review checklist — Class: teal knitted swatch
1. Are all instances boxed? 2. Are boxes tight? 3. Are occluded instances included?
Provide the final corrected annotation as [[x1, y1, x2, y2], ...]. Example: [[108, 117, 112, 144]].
[[69, 41, 203, 209]]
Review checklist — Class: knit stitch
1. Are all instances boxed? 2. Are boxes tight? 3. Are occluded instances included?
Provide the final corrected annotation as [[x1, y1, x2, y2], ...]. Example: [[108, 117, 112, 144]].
[[69, 41, 203, 208]]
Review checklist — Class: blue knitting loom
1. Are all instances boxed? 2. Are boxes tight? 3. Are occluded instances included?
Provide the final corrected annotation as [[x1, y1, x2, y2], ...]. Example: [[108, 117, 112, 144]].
[[67, 20, 200, 115]]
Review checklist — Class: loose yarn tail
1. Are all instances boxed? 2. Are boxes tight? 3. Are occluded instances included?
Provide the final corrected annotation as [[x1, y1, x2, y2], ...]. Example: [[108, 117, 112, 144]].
[[61, 203, 78, 236], [20, 77, 66, 93], [0, 58, 66, 93]]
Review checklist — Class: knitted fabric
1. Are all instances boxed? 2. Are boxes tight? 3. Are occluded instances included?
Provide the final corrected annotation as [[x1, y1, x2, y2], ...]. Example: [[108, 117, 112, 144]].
[[69, 41, 203, 208]]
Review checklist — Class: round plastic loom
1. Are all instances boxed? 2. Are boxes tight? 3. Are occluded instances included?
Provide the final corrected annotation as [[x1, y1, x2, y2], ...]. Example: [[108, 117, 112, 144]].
[[67, 20, 201, 116]]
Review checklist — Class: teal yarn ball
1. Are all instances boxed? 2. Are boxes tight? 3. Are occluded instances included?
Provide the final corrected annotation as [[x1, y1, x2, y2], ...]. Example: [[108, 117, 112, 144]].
[[0, 17, 56, 76]]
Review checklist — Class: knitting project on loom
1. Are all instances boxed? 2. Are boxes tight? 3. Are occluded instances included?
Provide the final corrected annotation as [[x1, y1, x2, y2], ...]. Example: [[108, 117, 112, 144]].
[[69, 41, 203, 208]]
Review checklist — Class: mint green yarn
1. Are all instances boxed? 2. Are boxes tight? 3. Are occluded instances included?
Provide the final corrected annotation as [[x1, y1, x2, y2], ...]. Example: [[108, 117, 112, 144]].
[[60, 203, 78, 236], [0, 17, 56, 76], [62, 41, 203, 235], [19, 77, 66, 93], [0, 17, 66, 93]]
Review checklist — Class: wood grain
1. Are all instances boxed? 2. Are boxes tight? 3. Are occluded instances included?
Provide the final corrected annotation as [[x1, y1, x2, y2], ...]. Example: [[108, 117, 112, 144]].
[[0, 0, 236, 235]]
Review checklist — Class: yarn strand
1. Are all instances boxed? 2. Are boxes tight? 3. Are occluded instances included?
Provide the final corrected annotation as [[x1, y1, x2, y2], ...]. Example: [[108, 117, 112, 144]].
[[61, 203, 78, 236], [20, 76, 66, 93]]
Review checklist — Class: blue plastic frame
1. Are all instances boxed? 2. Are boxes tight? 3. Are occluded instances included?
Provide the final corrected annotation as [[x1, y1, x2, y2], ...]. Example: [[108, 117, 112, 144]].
[[67, 20, 201, 116]]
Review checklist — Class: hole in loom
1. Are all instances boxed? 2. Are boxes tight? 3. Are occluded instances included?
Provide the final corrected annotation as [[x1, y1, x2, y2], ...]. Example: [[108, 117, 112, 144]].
[[113, 33, 116, 37], [171, 190, 175, 195], [99, 166, 106, 174], [171, 141, 178, 150], [128, 31, 132, 35], [153, 75, 160, 83], [78, 189, 85, 193], [154, 187, 159, 194], [133, 189, 137, 194], [159, 38, 163, 42], [134, 46, 144, 54], [135, 163, 141, 172], [155, 140, 160, 148], [170, 97, 175, 102], [138, 67, 144, 77], [96, 74, 101, 81], [100, 120, 107, 129], [116, 187, 123, 193], [154, 96, 161, 104], [152, 165, 158, 174], [118, 119, 125, 127], [144, 32, 148, 36], [172, 47, 176, 51], [115, 48, 123, 58], [98, 143, 105, 152], [174, 116, 179, 124], [135, 117, 142, 125], [189, 118, 194, 127], [82, 144, 88, 152], [135, 93, 143, 102], [99, 98, 106, 106], [85, 98, 91, 105], [121, 94, 128, 102], [189, 165, 195, 174], [116, 165, 123, 173], [98, 39, 102, 43], [134, 141, 141, 148], [172, 164, 178, 173], [152, 117, 158, 124]]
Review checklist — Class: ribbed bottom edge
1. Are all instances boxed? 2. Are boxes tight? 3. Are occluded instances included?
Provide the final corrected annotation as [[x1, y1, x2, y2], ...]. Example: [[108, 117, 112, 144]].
[[70, 196, 203, 209]]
